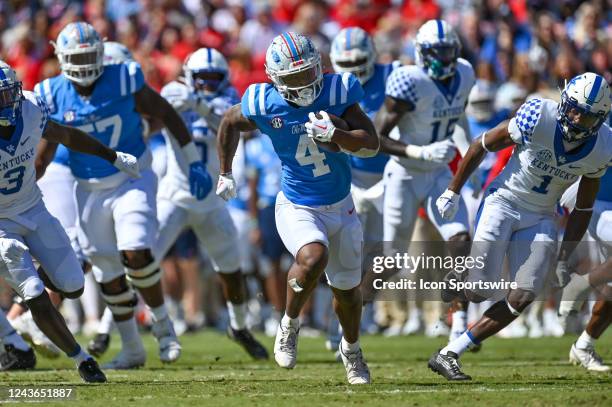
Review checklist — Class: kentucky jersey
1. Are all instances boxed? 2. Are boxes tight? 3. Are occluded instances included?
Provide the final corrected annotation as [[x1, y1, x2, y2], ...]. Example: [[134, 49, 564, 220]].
[[596, 167, 612, 202], [350, 62, 399, 176], [163, 83, 238, 187], [385, 58, 475, 172], [35, 62, 147, 180], [0, 91, 49, 218], [242, 72, 364, 206], [491, 98, 612, 213]]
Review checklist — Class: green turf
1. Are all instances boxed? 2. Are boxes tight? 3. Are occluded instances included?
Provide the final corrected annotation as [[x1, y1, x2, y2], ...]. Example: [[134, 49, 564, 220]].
[[1, 330, 610, 406]]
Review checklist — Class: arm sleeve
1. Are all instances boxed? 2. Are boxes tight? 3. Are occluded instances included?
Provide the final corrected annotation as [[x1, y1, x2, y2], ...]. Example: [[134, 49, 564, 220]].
[[33, 95, 50, 132]]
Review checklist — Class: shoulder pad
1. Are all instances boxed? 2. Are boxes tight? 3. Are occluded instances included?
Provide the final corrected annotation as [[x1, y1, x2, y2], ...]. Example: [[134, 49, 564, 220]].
[[513, 98, 544, 143], [385, 66, 420, 105], [241, 83, 270, 118]]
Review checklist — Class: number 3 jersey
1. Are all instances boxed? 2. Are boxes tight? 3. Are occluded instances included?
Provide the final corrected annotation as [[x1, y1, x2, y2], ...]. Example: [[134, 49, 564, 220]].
[[385, 58, 475, 172], [491, 98, 612, 213], [34, 62, 148, 182], [241, 72, 364, 206], [0, 91, 49, 218]]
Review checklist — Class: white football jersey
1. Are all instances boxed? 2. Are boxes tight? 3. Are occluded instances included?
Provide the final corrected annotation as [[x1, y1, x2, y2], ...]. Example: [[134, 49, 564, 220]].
[[385, 58, 475, 171], [162, 84, 236, 208], [491, 98, 612, 213], [0, 91, 48, 218]]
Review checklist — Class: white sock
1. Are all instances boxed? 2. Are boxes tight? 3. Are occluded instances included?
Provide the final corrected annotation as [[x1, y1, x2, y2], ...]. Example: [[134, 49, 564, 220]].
[[227, 302, 247, 330], [575, 331, 595, 349], [80, 273, 100, 321], [115, 317, 144, 351], [341, 336, 360, 353], [281, 313, 299, 329], [68, 344, 91, 366], [441, 331, 478, 356], [98, 308, 115, 335], [149, 304, 169, 323], [451, 310, 467, 333], [4, 331, 31, 352]]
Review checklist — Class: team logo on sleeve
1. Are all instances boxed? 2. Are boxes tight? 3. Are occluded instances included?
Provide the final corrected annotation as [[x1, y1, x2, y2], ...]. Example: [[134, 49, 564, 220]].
[[536, 149, 552, 163], [63, 110, 76, 123], [270, 117, 284, 129]]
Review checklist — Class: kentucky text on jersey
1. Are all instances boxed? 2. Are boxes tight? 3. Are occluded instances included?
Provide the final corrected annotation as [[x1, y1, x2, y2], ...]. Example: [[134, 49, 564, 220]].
[[1, 148, 35, 171], [242, 72, 364, 206]]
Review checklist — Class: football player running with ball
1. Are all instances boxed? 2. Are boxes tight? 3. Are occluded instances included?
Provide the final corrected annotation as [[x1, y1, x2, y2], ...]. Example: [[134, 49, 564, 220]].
[[217, 32, 379, 384], [429, 73, 611, 380]]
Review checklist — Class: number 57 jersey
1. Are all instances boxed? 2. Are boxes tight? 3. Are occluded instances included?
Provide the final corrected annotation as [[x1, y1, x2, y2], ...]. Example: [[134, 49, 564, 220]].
[[35, 62, 147, 181], [491, 98, 612, 213], [0, 91, 49, 218], [241, 72, 364, 206]]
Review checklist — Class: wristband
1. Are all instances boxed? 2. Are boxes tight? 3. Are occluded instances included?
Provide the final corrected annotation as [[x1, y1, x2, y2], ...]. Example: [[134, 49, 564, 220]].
[[404, 144, 423, 160]]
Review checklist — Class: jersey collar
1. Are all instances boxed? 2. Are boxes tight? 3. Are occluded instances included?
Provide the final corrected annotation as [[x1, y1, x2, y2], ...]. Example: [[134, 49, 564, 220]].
[[431, 69, 462, 105], [0, 113, 24, 156], [553, 122, 598, 166]]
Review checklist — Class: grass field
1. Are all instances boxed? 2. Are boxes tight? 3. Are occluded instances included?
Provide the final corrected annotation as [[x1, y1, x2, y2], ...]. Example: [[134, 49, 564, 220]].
[[1, 330, 610, 406]]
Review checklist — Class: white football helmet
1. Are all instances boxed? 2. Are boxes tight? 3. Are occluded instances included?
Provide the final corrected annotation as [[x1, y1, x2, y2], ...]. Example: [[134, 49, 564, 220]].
[[103, 41, 133, 65], [184, 48, 229, 97], [330, 27, 375, 85], [466, 80, 497, 122], [0, 61, 23, 127], [53, 22, 104, 86], [559, 72, 610, 142], [265, 32, 322, 107], [415, 19, 461, 80]]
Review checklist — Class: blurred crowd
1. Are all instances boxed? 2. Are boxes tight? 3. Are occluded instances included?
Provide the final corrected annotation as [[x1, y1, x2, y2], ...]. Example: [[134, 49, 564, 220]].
[[0, 0, 610, 341]]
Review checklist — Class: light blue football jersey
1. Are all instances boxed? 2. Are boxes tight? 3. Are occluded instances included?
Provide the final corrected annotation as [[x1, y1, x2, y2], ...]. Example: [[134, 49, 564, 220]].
[[349, 63, 398, 174], [35, 62, 147, 179], [597, 167, 612, 202], [245, 133, 282, 208], [241, 72, 364, 206]]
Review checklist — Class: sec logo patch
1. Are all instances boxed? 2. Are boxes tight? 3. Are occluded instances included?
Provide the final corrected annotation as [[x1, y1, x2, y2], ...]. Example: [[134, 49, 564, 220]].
[[270, 117, 283, 129]]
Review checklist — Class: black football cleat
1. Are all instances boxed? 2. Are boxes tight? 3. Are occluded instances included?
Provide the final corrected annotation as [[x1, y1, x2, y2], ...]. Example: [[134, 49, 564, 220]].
[[0, 344, 36, 371], [78, 358, 107, 383], [227, 327, 269, 360], [428, 350, 472, 381], [87, 334, 110, 358]]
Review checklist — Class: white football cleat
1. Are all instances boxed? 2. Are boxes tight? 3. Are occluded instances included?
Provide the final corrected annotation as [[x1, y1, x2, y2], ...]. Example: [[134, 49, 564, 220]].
[[11, 312, 60, 359], [274, 320, 299, 369], [102, 349, 146, 370], [569, 343, 610, 372], [152, 317, 182, 363], [339, 342, 371, 384]]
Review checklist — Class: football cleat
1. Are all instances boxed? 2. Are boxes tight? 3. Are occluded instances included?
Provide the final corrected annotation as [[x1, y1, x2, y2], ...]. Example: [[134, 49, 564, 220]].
[[0, 344, 36, 371], [101, 349, 146, 370], [11, 312, 60, 359], [227, 327, 269, 360], [428, 350, 472, 381], [152, 317, 182, 363], [569, 343, 610, 372], [339, 342, 371, 384], [87, 333, 111, 358], [78, 358, 107, 383], [274, 321, 299, 369]]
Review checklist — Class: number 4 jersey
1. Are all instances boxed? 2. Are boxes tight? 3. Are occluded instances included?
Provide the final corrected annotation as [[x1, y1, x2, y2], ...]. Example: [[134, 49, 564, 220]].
[[35, 62, 147, 181], [242, 72, 364, 206], [491, 98, 612, 213], [0, 91, 49, 218]]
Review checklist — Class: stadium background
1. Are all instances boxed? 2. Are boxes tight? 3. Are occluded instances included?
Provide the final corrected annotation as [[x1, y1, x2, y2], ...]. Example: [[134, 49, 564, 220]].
[[0, 0, 610, 340]]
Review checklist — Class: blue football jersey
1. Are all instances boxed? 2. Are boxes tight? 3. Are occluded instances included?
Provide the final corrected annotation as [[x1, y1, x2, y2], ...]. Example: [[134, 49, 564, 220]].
[[597, 167, 612, 202], [245, 133, 282, 208], [241, 73, 364, 206], [349, 63, 398, 175], [52, 144, 70, 166], [35, 62, 147, 179]]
